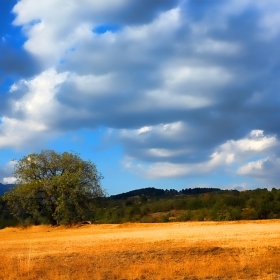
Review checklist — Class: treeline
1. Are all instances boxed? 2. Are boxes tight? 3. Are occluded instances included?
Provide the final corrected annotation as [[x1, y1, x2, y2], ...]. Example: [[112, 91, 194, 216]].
[[1, 187, 280, 228], [92, 188, 280, 223], [0, 196, 18, 228]]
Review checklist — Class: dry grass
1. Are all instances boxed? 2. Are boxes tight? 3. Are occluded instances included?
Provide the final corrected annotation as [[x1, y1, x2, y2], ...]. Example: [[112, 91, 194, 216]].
[[0, 220, 280, 280]]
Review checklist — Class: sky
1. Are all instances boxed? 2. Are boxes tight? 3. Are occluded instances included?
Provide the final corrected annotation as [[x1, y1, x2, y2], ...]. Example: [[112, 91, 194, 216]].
[[1, 0, 280, 195]]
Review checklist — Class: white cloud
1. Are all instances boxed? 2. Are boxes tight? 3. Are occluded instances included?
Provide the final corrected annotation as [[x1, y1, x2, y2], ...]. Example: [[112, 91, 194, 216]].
[[255, 1, 280, 39], [125, 8, 181, 41], [0, 161, 16, 184], [237, 160, 264, 175], [194, 39, 241, 55], [12, 0, 130, 66], [123, 158, 217, 179], [121, 122, 186, 139], [0, 69, 67, 148], [164, 66, 232, 87], [143, 162, 194, 179], [237, 157, 280, 176], [122, 129, 279, 180], [11, 68, 67, 118], [3, 177, 16, 184], [237, 156, 280, 188], [209, 130, 277, 168], [68, 73, 115, 95]]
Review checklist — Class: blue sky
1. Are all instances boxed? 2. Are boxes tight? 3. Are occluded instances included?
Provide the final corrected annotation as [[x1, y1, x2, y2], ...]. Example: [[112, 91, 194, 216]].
[[1, 0, 280, 194]]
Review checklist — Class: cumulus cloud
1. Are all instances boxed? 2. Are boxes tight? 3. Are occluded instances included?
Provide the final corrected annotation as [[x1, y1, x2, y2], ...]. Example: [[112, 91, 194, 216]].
[[122, 129, 279, 181], [0, 69, 67, 148], [0, 161, 16, 184], [1, 0, 280, 187], [237, 157, 280, 187], [209, 130, 277, 167]]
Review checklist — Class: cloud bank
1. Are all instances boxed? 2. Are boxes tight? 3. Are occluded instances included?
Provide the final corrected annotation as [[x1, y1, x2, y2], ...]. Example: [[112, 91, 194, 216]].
[[1, 0, 280, 188]]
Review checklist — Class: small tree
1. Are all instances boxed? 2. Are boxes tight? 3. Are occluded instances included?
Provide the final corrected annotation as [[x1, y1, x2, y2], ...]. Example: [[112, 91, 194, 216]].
[[4, 150, 105, 225]]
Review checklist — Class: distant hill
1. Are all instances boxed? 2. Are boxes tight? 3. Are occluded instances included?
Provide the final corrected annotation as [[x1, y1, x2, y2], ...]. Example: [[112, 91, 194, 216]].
[[0, 184, 222, 199], [110, 187, 221, 200], [0, 183, 15, 196], [111, 187, 166, 200]]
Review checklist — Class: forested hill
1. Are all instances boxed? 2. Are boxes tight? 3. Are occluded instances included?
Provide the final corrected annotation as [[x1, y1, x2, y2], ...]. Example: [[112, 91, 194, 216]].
[[0, 185, 221, 199], [110, 187, 221, 200], [0, 183, 15, 196]]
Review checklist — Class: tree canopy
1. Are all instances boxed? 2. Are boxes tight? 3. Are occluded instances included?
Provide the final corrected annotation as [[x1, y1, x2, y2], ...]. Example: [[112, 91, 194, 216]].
[[4, 150, 105, 225]]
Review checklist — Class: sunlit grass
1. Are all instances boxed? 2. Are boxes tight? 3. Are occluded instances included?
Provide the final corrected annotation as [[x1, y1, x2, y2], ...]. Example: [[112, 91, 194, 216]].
[[0, 221, 280, 280]]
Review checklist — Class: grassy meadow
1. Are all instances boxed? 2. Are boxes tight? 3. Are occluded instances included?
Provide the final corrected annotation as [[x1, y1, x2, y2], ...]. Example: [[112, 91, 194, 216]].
[[0, 220, 280, 280]]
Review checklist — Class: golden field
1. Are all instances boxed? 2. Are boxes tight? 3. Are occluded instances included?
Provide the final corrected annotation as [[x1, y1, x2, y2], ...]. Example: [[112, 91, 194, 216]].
[[0, 220, 280, 280]]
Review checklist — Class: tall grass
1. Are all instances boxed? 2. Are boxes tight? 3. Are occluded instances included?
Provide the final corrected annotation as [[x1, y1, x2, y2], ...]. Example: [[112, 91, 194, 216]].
[[1, 244, 279, 279], [1, 222, 280, 280]]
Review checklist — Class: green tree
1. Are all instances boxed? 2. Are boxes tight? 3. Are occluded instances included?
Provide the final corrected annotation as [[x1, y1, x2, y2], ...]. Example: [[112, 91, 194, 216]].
[[4, 150, 105, 225]]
